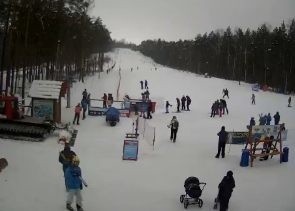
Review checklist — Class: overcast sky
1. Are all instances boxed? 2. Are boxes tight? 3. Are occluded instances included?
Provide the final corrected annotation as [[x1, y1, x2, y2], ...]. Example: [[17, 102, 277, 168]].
[[89, 0, 295, 44]]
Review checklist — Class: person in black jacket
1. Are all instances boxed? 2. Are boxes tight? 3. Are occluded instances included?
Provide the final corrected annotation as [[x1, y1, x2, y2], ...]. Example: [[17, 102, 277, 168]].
[[176, 98, 180, 112], [215, 126, 228, 158], [186, 95, 191, 111], [273, 112, 280, 125], [218, 171, 235, 211], [181, 95, 186, 110]]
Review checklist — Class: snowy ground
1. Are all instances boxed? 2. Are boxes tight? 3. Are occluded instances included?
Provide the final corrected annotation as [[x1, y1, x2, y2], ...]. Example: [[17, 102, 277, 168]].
[[1, 48, 295, 211]]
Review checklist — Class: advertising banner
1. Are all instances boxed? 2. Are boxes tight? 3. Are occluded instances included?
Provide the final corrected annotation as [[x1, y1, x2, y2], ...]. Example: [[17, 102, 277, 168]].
[[123, 140, 139, 161], [227, 132, 248, 144], [33, 99, 53, 120]]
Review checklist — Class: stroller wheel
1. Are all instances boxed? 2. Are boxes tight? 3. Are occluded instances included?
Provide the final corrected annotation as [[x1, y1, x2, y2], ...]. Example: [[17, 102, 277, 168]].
[[180, 195, 185, 203], [198, 199, 203, 208], [184, 199, 189, 209]]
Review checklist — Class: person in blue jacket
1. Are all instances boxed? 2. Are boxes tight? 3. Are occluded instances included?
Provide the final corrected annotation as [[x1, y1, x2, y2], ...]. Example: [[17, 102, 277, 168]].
[[81, 98, 88, 120], [65, 156, 84, 211], [215, 126, 228, 158], [266, 113, 272, 125]]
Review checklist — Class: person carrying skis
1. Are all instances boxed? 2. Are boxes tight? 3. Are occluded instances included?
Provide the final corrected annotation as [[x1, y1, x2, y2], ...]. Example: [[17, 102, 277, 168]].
[[186, 95, 191, 111], [59, 143, 76, 175], [288, 96, 291, 107], [273, 112, 280, 125], [168, 116, 179, 142], [217, 171, 235, 211], [165, 101, 172, 113], [181, 95, 186, 110], [73, 103, 82, 125], [176, 98, 180, 112], [251, 93, 256, 105], [65, 156, 84, 211], [215, 126, 228, 158]]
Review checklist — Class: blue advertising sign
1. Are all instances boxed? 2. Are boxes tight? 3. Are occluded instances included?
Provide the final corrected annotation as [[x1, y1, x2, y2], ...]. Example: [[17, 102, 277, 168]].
[[123, 140, 139, 161]]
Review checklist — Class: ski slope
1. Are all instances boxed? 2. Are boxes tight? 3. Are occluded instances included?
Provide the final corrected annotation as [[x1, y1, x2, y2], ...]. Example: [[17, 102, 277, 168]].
[[0, 48, 295, 211]]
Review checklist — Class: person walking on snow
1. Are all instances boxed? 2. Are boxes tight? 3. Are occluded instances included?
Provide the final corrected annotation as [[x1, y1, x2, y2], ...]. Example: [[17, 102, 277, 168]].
[[81, 98, 88, 120], [215, 126, 228, 158], [73, 103, 82, 125], [176, 98, 180, 112], [140, 81, 143, 90], [144, 80, 148, 89], [251, 93, 255, 105], [165, 101, 172, 113], [65, 156, 84, 211], [168, 116, 179, 142], [186, 95, 191, 111], [288, 96, 291, 107], [181, 95, 186, 110], [82, 89, 87, 100], [217, 171, 235, 211]]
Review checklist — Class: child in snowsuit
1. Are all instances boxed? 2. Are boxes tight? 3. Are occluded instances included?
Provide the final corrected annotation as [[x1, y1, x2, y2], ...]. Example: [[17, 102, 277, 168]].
[[166, 101, 172, 113], [73, 103, 82, 125], [65, 156, 84, 211], [215, 126, 228, 158], [169, 116, 179, 142], [218, 171, 235, 211], [59, 144, 76, 175]]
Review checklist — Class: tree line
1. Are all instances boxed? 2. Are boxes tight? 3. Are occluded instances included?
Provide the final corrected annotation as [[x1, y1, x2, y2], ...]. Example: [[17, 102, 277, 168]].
[[0, 0, 111, 102], [138, 21, 295, 93]]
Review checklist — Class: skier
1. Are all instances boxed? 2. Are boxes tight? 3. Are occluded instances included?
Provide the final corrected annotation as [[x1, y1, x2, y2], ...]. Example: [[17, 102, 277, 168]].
[[73, 103, 82, 125], [65, 156, 84, 211], [168, 116, 179, 143], [220, 99, 228, 114], [273, 112, 280, 125], [165, 101, 172, 113], [215, 126, 228, 158], [288, 96, 291, 107], [140, 81, 143, 90], [181, 95, 186, 110], [266, 113, 272, 125], [186, 95, 191, 111], [144, 80, 148, 89], [251, 93, 255, 105], [217, 171, 235, 211], [59, 143, 76, 175], [176, 98, 180, 112], [81, 98, 88, 120], [102, 93, 107, 108], [222, 88, 229, 98]]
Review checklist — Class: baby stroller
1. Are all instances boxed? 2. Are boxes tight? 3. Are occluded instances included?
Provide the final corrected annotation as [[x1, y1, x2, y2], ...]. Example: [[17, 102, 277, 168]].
[[180, 176, 206, 209]]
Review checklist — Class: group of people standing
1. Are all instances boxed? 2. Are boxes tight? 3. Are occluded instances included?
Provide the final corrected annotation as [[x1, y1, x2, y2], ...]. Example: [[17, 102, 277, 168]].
[[249, 111, 280, 127], [59, 144, 85, 211], [210, 99, 228, 118], [102, 93, 114, 108]]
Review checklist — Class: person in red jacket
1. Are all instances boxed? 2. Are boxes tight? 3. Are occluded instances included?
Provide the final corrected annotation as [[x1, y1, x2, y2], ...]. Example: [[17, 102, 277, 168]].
[[73, 103, 82, 125]]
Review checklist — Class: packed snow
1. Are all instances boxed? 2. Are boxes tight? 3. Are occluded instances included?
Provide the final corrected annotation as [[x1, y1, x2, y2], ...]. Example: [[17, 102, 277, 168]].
[[0, 48, 295, 211]]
